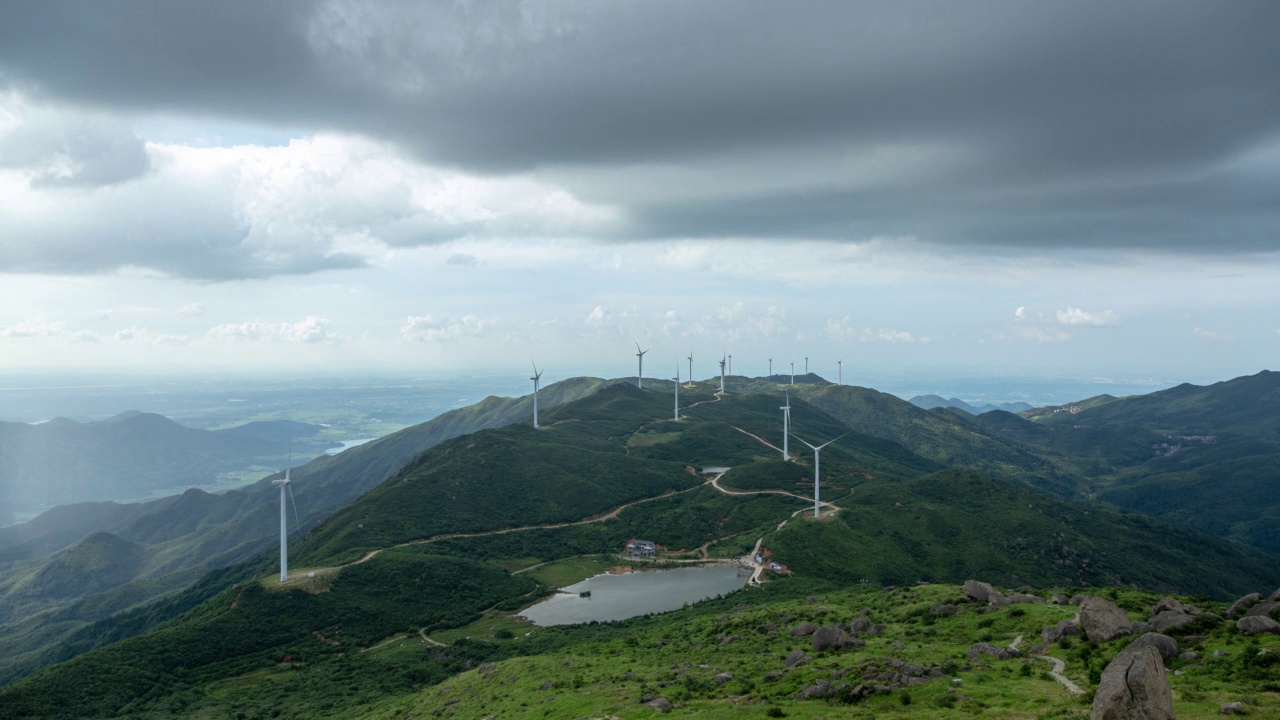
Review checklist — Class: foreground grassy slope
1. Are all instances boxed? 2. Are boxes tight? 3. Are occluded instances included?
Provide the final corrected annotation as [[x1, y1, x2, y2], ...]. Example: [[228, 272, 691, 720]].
[[364, 581, 1280, 720]]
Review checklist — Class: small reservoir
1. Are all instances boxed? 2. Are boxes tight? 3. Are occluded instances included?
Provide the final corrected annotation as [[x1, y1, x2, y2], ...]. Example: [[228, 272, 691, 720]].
[[520, 564, 749, 626]]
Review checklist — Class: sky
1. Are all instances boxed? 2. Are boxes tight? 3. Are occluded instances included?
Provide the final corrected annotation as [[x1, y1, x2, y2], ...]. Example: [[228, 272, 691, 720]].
[[1, 1, 1278, 386]]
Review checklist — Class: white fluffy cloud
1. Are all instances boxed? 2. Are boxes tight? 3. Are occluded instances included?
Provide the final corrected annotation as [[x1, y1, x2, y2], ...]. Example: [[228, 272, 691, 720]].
[[207, 316, 335, 343], [1056, 307, 1120, 326], [0, 320, 65, 338], [400, 314, 492, 343], [178, 303, 207, 317]]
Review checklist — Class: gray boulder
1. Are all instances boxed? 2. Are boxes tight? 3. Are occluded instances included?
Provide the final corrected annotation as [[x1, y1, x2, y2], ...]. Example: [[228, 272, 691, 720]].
[[932, 603, 958, 617], [1269, 588, 1280, 602], [1225, 592, 1261, 618], [812, 625, 850, 652], [1051, 594, 1070, 604], [1149, 611, 1196, 633], [1091, 645, 1175, 720], [1236, 615, 1280, 635], [713, 672, 733, 684], [1042, 619, 1083, 644], [796, 679, 832, 700], [1127, 632, 1179, 661], [849, 617, 871, 634], [1221, 701, 1246, 715], [964, 580, 996, 603], [644, 697, 673, 712], [1007, 593, 1044, 604], [1178, 651, 1199, 661], [967, 642, 1020, 661], [785, 650, 812, 667], [789, 622, 819, 637], [1243, 601, 1278, 618], [1069, 594, 1085, 605], [1080, 596, 1135, 642]]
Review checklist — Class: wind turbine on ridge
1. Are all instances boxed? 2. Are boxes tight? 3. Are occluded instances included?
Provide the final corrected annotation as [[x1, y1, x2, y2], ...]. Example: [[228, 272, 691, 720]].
[[790, 361, 795, 385], [718, 355, 726, 393], [635, 341, 648, 389], [768, 357, 773, 377], [780, 391, 792, 462], [791, 431, 848, 518], [686, 350, 694, 388], [673, 363, 681, 421], [838, 360, 843, 386], [728, 353, 732, 375], [273, 427, 300, 583], [805, 356, 809, 375], [530, 362, 543, 428]]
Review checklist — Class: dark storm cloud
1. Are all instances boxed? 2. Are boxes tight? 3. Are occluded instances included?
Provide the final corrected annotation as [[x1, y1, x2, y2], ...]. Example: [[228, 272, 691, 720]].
[[2, 0, 1279, 253]]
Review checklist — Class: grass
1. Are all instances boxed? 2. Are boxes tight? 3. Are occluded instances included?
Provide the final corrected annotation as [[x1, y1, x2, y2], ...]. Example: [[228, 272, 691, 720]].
[[524, 555, 617, 588]]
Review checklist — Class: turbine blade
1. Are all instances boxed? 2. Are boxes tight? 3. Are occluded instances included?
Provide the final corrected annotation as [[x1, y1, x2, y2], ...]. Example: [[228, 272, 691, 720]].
[[287, 483, 300, 526]]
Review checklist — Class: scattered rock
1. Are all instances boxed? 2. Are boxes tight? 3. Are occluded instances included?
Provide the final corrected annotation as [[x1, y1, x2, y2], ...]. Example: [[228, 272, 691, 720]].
[[785, 650, 812, 668], [477, 662, 496, 672], [967, 642, 1020, 661], [1091, 645, 1174, 720], [812, 625, 850, 652], [1236, 615, 1280, 635], [1225, 593, 1261, 618], [1220, 701, 1246, 715], [713, 672, 733, 684], [796, 679, 832, 700], [719, 634, 742, 645], [1051, 594, 1070, 605], [963, 580, 996, 603], [1007, 593, 1044, 604], [849, 617, 871, 634], [1128, 632, 1180, 661], [867, 624, 886, 637], [1069, 594, 1085, 605], [538, 681, 555, 690], [1079, 595, 1135, 642], [1269, 588, 1280, 602], [1182, 635, 1208, 646], [789, 622, 819, 637], [931, 603, 958, 617], [1178, 651, 1200, 661], [644, 697, 673, 712], [763, 671, 784, 682], [1151, 597, 1187, 615]]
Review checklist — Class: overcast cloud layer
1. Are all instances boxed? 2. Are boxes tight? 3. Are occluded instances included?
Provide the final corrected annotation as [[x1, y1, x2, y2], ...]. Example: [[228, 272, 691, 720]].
[[1, 1, 1278, 379]]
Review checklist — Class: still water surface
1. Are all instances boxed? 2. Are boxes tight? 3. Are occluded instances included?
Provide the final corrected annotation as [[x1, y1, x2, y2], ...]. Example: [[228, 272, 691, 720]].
[[521, 564, 750, 626]]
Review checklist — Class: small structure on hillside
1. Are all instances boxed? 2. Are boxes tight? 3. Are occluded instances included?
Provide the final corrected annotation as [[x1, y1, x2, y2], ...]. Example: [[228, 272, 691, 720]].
[[626, 539, 657, 557]]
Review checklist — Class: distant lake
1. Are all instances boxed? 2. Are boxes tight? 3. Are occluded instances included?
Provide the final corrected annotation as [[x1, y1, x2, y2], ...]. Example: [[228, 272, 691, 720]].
[[520, 564, 750, 626], [325, 438, 374, 455]]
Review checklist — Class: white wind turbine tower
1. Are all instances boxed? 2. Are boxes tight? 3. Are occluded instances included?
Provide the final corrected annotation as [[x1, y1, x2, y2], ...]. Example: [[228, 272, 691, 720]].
[[779, 392, 792, 462], [805, 356, 809, 374], [273, 430, 299, 583], [838, 360, 843, 386], [791, 431, 848, 518], [673, 363, 681, 421], [728, 354, 732, 375], [687, 350, 694, 388], [635, 341, 648, 389], [790, 361, 795, 385], [718, 355, 726, 393], [768, 357, 773, 376], [530, 362, 544, 428]]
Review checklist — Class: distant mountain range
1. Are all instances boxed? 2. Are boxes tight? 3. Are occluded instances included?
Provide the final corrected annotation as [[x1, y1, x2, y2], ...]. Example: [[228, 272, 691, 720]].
[[0, 413, 329, 525], [907, 394, 1036, 415], [1, 369, 1278, 707]]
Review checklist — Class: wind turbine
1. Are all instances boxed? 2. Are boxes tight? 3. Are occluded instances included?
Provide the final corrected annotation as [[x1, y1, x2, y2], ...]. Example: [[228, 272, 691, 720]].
[[635, 341, 648, 389], [768, 357, 773, 376], [780, 392, 792, 462], [673, 363, 681, 421], [530, 362, 543, 428], [718, 355, 726, 393], [791, 431, 848, 518], [728, 354, 732, 375], [790, 361, 795, 385], [687, 350, 694, 387], [273, 430, 299, 583], [805, 356, 809, 375]]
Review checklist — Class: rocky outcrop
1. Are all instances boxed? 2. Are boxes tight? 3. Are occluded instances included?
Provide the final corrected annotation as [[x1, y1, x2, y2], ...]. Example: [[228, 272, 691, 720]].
[[644, 697, 673, 712], [1237, 615, 1280, 635], [967, 642, 1021, 661], [849, 617, 871, 634], [1243, 601, 1278, 618], [1042, 619, 1084, 644], [1051, 594, 1070, 605], [931, 603, 957, 617], [1221, 701, 1245, 715], [1091, 645, 1174, 720], [713, 672, 733, 684], [1127, 633, 1179, 661], [1149, 610, 1197, 632], [1007, 593, 1044, 604], [1079, 596, 1135, 642]]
